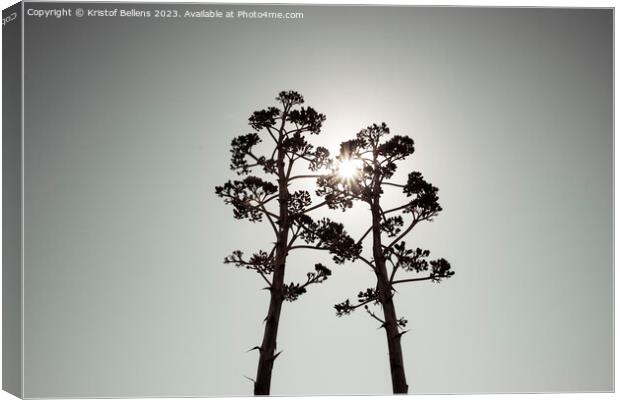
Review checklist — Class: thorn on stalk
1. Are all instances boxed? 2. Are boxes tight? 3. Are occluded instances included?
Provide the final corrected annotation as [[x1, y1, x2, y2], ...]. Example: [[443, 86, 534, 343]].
[[395, 330, 410, 339], [246, 346, 262, 353], [271, 350, 283, 362], [243, 375, 256, 384]]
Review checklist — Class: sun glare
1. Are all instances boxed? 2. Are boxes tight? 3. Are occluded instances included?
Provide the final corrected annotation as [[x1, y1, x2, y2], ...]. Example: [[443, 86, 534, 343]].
[[337, 158, 363, 180]]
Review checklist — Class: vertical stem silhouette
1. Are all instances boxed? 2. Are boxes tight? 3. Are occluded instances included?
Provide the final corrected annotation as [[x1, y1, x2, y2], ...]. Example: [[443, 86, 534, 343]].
[[371, 174, 408, 394], [254, 140, 290, 396]]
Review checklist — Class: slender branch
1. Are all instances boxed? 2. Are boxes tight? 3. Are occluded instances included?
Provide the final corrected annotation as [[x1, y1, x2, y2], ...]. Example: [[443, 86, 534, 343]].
[[276, 107, 288, 147], [360, 157, 374, 171], [286, 156, 295, 180], [289, 245, 323, 251], [357, 255, 376, 271], [324, 184, 364, 203], [219, 193, 280, 221], [287, 225, 300, 248], [356, 226, 372, 246], [256, 269, 273, 287], [383, 204, 409, 214], [260, 205, 278, 236], [263, 194, 279, 205], [289, 174, 322, 181], [352, 150, 374, 159], [387, 217, 419, 249], [285, 125, 304, 136], [303, 200, 328, 214], [250, 202, 280, 220], [392, 276, 435, 285], [379, 154, 408, 167], [286, 150, 314, 164], [265, 126, 278, 144], [270, 146, 278, 161], [351, 298, 376, 311], [247, 151, 262, 163], [365, 306, 386, 325], [225, 250, 274, 287], [383, 182, 405, 188], [268, 244, 277, 259], [387, 257, 399, 282], [296, 267, 330, 292], [244, 162, 263, 170]]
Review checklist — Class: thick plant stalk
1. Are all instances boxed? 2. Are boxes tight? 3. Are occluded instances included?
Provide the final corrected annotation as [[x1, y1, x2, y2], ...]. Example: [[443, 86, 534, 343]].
[[254, 146, 289, 396], [253, 262, 285, 395], [371, 190, 408, 394]]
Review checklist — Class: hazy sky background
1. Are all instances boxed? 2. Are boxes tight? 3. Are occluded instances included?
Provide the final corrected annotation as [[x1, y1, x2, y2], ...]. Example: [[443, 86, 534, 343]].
[[22, 4, 612, 397]]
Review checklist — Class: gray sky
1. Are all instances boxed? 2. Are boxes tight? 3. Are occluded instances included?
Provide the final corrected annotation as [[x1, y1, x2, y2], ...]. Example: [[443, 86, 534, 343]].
[[22, 4, 612, 397]]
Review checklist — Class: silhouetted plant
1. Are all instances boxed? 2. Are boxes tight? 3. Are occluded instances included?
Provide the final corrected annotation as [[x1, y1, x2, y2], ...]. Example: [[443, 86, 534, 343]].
[[318, 123, 454, 394], [216, 91, 360, 395]]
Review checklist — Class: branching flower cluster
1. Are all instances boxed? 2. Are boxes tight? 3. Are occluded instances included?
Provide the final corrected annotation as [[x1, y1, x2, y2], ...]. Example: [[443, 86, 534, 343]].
[[215, 177, 278, 222], [292, 216, 362, 264], [282, 263, 332, 302]]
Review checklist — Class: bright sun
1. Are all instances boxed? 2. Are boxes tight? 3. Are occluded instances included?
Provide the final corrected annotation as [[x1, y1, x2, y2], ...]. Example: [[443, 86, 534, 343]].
[[337, 158, 363, 180]]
